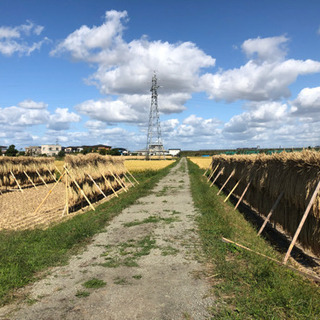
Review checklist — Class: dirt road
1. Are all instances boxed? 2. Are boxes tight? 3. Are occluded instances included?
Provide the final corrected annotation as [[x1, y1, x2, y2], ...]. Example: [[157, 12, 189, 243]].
[[1, 158, 214, 320]]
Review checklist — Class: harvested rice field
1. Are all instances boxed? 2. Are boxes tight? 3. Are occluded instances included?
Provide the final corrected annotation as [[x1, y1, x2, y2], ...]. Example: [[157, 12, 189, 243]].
[[0, 183, 66, 231], [188, 156, 212, 169], [124, 159, 175, 171]]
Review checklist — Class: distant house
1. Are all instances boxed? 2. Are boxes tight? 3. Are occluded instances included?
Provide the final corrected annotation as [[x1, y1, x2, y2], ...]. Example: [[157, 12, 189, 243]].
[[90, 144, 111, 151], [168, 148, 181, 156], [25, 146, 41, 156], [41, 144, 62, 156], [0, 146, 7, 155], [65, 146, 83, 153]]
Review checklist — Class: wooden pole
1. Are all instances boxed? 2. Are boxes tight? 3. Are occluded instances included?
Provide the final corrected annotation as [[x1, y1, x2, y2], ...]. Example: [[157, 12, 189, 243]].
[[47, 167, 57, 182], [116, 172, 129, 190], [234, 179, 252, 210], [65, 165, 69, 215], [10, 171, 23, 193], [109, 170, 128, 192], [101, 172, 119, 198], [207, 164, 219, 182], [55, 165, 62, 175], [210, 168, 223, 187], [87, 173, 108, 198], [36, 169, 48, 188], [224, 177, 242, 203], [257, 191, 284, 236], [283, 180, 320, 264], [203, 158, 214, 176], [126, 169, 139, 184], [24, 171, 38, 189], [221, 237, 320, 282], [217, 169, 235, 195], [124, 172, 135, 187], [64, 166, 95, 211], [34, 170, 66, 215]]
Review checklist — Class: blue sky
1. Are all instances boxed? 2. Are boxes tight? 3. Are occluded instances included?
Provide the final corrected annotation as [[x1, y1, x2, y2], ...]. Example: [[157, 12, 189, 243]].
[[1, 0, 320, 151]]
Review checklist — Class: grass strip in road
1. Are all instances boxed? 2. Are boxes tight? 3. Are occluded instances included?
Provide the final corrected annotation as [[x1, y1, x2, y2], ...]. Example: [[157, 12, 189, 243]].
[[0, 161, 178, 306], [187, 159, 320, 319]]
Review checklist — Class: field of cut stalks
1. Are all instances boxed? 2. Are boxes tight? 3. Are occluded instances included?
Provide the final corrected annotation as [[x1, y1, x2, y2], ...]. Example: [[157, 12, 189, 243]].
[[124, 159, 175, 172], [188, 156, 212, 169]]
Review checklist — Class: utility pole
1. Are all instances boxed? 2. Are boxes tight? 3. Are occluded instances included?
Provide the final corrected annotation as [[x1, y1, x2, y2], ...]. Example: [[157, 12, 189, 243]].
[[146, 72, 165, 160]]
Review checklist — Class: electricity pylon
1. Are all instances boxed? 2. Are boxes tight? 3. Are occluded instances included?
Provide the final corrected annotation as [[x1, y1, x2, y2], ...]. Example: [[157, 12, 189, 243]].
[[145, 72, 165, 160]]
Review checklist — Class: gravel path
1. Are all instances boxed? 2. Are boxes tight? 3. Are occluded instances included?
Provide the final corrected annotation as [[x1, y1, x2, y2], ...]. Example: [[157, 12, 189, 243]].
[[0, 158, 215, 320]]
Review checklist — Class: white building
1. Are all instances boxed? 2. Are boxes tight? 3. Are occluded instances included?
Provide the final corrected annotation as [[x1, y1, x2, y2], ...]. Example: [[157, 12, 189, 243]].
[[41, 144, 62, 156]]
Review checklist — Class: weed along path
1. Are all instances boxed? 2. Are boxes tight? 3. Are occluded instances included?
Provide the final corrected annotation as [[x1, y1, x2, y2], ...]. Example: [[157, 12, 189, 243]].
[[1, 158, 214, 320]]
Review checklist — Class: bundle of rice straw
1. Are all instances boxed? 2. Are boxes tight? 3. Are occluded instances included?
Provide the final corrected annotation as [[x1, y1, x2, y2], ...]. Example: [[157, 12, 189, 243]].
[[65, 154, 126, 210], [210, 150, 320, 255], [0, 157, 55, 191]]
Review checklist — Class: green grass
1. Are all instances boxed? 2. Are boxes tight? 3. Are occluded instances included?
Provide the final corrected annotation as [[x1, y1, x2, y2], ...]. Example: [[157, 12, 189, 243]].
[[75, 290, 90, 298], [82, 278, 106, 289], [123, 215, 179, 227], [0, 161, 178, 306], [187, 159, 320, 319]]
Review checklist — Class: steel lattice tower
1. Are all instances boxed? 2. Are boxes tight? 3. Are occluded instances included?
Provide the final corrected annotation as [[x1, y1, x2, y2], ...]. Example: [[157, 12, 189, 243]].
[[145, 72, 165, 160]]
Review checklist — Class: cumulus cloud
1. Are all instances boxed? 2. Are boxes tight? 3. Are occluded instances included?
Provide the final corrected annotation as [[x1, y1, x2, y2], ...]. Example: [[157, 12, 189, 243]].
[[52, 10, 215, 125], [18, 99, 48, 109], [0, 20, 48, 56], [200, 36, 320, 102], [48, 108, 81, 130], [290, 87, 320, 121]]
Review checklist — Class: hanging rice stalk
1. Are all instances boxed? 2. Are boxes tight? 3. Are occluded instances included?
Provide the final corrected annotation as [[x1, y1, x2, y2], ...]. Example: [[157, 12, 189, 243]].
[[65, 154, 126, 211], [209, 150, 320, 255], [0, 157, 55, 192]]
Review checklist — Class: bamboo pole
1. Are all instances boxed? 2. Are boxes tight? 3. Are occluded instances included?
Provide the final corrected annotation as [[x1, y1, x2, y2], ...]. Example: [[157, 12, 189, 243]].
[[210, 168, 223, 187], [207, 164, 219, 182], [101, 172, 119, 198], [126, 169, 139, 184], [203, 158, 214, 176], [234, 179, 252, 210], [116, 172, 129, 190], [10, 171, 23, 193], [47, 167, 57, 182], [221, 237, 320, 282], [217, 169, 235, 195], [55, 165, 62, 175], [24, 171, 38, 189], [224, 177, 242, 203], [87, 173, 108, 198], [283, 180, 320, 265], [64, 166, 95, 211], [124, 172, 134, 187], [36, 169, 48, 188], [257, 191, 284, 236], [65, 165, 69, 215], [109, 169, 128, 192], [33, 170, 66, 215]]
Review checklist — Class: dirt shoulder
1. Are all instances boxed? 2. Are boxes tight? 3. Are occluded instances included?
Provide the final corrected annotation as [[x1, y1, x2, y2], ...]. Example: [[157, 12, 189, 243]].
[[0, 158, 214, 320]]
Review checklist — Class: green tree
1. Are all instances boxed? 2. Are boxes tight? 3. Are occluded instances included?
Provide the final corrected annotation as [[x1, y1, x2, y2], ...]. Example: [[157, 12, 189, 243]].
[[99, 149, 107, 155], [58, 150, 65, 158], [5, 145, 18, 156]]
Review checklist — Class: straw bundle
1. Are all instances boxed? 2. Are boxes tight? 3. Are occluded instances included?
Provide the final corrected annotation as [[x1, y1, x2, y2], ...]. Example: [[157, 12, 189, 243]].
[[210, 151, 320, 255], [65, 154, 126, 210], [0, 157, 55, 191]]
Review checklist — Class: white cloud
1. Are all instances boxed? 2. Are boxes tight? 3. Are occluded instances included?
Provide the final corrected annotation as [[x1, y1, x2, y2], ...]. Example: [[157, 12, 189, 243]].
[[200, 36, 320, 102], [290, 87, 320, 121], [18, 99, 48, 109], [48, 108, 81, 130], [52, 10, 215, 125], [75, 99, 142, 123], [0, 20, 48, 56], [242, 35, 288, 62]]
